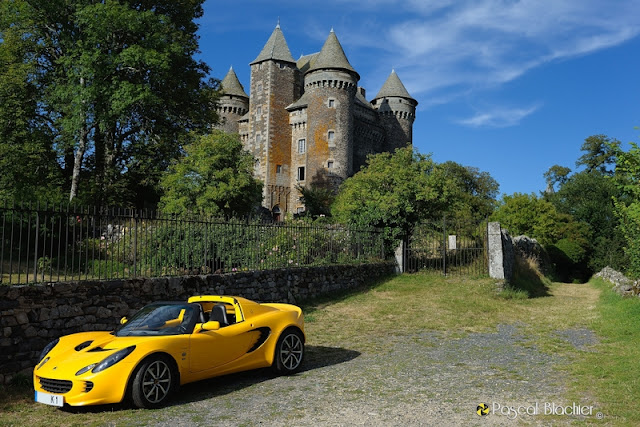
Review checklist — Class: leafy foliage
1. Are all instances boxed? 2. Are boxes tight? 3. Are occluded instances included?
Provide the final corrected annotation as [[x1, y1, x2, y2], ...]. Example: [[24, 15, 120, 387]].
[[576, 134, 620, 175], [0, 0, 219, 206], [491, 193, 588, 246], [436, 161, 499, 223], [159, 131, 263, 218], [544, 170, 626, 272], [297, 170, 336, 218], [610, 141, 640, 277], [0, 0, 63, 204], [331, 147, 452, 244], [543, 165, 571, 192]]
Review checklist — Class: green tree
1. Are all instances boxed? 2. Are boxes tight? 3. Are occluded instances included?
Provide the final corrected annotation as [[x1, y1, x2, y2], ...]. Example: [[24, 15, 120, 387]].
[[159, 131, 263, 218], [576, 134, 620, 175], [0, 0, 218, 206], [436, 161, 499, 224], [332, 147, 452, 242], [543, 165, 572, 192], [0, 0, 62, 203], [491, 193, 589, 246], [610, 141, 640, 277], [545, 171, 625, 272]]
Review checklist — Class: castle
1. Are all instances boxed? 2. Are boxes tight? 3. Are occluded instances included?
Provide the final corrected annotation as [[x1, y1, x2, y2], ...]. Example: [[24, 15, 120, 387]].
[[215, 24, 417, 219]]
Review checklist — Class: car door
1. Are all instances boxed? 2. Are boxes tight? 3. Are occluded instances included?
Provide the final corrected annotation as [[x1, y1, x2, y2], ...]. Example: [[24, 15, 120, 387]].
[[188, 321, 261, 373]]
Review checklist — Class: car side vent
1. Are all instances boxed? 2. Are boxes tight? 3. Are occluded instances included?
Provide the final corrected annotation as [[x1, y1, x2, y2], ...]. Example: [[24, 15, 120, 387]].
[[84, 381, 94, 393], [247, 327, 271, 353]]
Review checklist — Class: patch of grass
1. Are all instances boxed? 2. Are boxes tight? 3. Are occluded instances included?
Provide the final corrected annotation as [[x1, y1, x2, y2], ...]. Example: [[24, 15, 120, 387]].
[[303, 272, 597, 352], [569, 278, 640, 425]]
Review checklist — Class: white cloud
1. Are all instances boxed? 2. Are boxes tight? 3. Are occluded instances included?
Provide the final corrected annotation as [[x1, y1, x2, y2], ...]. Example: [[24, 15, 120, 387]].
[[457, 103, 542, 128], [356, 0, 640, 96]]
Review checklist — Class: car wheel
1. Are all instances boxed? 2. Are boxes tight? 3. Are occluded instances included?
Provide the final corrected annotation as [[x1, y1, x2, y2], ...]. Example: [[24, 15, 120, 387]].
[[131, 355, 176, 408], [273, 328, 304, 374]]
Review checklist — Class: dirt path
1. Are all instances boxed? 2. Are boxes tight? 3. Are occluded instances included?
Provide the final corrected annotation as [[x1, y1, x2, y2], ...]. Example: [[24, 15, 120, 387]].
[[153, 283, 602, 426]]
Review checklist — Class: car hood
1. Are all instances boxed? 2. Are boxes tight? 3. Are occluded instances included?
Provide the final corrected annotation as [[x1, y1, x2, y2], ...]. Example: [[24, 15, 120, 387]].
[[34, 331, 156, 378]]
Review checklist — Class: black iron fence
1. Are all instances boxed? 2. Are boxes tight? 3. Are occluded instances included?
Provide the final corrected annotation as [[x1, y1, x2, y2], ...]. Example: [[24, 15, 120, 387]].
[[0, 203, 386, 285], [404, 218, 488, 276]]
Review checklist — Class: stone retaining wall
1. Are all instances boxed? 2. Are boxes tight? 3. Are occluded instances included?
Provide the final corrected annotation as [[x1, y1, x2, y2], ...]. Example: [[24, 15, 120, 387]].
[[0, 262, 395, 383], [595, 266, 640, 297]]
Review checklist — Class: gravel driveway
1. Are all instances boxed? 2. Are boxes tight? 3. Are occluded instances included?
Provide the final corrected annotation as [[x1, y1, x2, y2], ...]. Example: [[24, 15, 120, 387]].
[[151, 323, 599, 426]]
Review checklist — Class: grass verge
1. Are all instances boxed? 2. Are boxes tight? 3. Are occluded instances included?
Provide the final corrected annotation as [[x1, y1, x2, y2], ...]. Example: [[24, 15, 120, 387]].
[[569, 277, 640, 426]]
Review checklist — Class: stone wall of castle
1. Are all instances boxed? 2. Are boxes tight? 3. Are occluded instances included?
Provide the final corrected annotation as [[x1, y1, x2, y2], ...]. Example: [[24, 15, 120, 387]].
[[216, 27, 417, 216]]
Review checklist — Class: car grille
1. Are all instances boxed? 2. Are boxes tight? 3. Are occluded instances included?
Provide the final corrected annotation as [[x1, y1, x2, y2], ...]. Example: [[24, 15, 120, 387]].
[[84, 381, 94, 393], [39, 377, 73, 394]]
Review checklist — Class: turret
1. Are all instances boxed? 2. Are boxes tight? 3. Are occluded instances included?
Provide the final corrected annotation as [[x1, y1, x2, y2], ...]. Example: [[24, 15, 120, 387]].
[[372, 70, 417, 152], [215, 67, 249, 134], [300, 29, 359, 187]]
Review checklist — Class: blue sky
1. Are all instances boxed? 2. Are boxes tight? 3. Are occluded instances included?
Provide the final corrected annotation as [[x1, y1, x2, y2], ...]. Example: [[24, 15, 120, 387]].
[[196, 0, 640, 197]]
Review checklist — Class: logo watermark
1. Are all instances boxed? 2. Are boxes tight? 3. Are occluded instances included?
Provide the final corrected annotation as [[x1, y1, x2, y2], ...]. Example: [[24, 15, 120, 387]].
[[476, 402, 604, 420]]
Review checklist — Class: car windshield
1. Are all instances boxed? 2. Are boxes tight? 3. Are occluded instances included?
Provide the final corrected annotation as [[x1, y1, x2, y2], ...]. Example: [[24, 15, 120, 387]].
[[114, 303, 198, 336]]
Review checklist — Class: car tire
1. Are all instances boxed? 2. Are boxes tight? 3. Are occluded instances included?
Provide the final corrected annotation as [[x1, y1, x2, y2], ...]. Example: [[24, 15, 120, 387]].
[[272, 328, 304, 375], [131, 354, 176, 409]]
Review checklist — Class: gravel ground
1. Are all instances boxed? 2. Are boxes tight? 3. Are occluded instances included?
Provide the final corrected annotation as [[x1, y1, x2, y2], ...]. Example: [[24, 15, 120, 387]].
[[150, 323, 601, 426]]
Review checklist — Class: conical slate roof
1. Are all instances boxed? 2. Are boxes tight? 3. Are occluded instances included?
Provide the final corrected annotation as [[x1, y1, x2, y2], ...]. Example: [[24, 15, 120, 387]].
[[374, 70, 415, 101], [220, 67, 248, 99], [297, 53, 319, 75], [250, 24, 295, 65], [307, 30, 359, 80]]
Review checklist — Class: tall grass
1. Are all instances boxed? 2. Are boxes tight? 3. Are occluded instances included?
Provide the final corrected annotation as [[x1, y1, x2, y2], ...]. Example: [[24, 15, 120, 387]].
[[499, 253, 552, 299]]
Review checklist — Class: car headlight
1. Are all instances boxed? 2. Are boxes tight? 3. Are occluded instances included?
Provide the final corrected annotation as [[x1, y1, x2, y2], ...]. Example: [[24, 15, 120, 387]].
[[38, 338, 59, 364], [92, 346, 136, 374], [75, 363, 97, 376]]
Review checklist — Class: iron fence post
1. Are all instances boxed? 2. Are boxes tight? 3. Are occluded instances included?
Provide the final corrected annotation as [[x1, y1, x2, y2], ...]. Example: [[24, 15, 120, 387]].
[[33, 201, 40, 281], [442, 214, 447, 276]]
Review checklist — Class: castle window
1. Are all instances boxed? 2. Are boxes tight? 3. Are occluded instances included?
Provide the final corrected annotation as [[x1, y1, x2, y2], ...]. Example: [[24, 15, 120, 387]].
[[276, 164, 282, 174], [298, 139, 306, 154], [328, 131, 335, 143], [257, 83, 262, 92], [296, 207, 305, 214], [256, 134, 262, 144], [328, 99, 335, 108], [327, 161, 334, 169], [297, 166, 305, 181], [257, 106, 262, 116]]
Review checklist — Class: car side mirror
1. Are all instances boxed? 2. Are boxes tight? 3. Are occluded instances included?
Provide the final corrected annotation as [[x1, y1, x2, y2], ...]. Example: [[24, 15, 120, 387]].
[[120, 317, 128, 324], [199, 321, 221, 332]]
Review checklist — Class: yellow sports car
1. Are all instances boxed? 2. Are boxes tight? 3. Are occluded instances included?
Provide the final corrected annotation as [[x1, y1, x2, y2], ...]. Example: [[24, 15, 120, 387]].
[[33, 295, 305, 408]]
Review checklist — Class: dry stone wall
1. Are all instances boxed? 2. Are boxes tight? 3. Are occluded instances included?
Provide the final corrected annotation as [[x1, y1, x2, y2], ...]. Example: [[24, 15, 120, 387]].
[[595, 266, 640, 297], [0, 262, 395, 383]]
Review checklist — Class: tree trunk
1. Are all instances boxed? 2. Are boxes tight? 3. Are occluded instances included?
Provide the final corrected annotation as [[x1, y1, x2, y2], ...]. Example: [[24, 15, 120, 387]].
[[69, 76, 87, 202]]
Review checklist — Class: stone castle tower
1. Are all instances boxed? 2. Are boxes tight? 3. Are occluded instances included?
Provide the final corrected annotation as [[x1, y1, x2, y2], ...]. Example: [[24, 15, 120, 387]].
[[216, 24, 417, 218]]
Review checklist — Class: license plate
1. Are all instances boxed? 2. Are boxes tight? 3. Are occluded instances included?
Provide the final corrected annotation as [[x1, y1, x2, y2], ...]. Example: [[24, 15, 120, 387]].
[[35, 390, 64, 407]]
